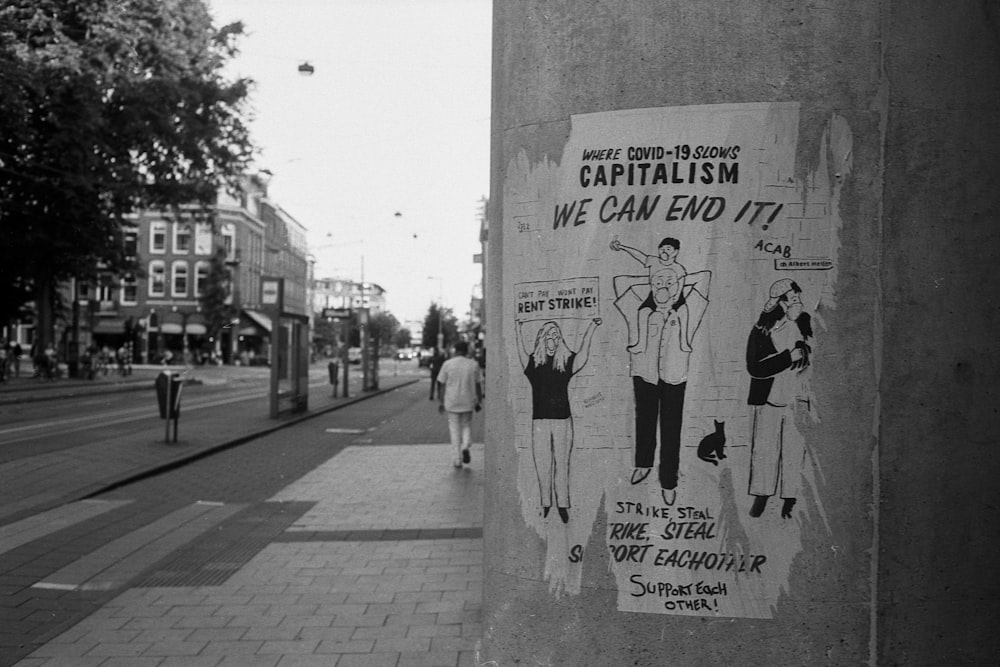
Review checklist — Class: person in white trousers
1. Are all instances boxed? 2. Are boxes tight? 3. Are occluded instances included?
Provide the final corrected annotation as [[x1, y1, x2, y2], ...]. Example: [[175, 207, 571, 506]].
[[437, 340, 483, 468]]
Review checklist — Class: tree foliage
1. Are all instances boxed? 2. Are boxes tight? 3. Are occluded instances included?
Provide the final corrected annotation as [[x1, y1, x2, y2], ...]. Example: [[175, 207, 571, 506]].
[[312, 313, 339, 351], [368, 311, 399, 345], [422, 302, 458, 350], [346, 310, 399, 348], [391, 327, 411, 349], [199, 246, 236, 341], [0, 0, 254, 339]]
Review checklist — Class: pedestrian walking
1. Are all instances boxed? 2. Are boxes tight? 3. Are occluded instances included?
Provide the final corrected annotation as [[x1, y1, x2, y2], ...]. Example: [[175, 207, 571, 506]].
[[81, 346, 94, 380], [436, 340, 482, 468], [122, 343, 133, 375], [428, 347, 445, 400], [0, 341, 7, 384], [87, 344, 101, 380], [43, 343, 57, 380], [30, 341, 42, 379], [116, 345, 133, 375], [10, 341, 22, 378]]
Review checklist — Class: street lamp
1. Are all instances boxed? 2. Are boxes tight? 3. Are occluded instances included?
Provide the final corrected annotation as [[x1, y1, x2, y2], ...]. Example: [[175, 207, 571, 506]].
[[428, 276, 444, 352]]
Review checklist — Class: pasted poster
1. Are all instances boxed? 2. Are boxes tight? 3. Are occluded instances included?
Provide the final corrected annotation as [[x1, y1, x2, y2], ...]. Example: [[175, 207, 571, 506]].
[[502, 102, 852, 617]]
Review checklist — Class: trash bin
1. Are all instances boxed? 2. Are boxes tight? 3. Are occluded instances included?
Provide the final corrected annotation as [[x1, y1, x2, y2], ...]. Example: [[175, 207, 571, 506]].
[[155, 370, 183, 419]]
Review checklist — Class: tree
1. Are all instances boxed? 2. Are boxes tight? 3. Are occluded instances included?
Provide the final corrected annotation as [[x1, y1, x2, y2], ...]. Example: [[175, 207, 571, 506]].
[[312, 313, 339, 355], [368, 311, 399, 346], [422, 302, 458, 350], [0, 0, 254, 345], [392, 327, 412, 349], [199, 247, 237, 348], [343, 310, 399, 350]]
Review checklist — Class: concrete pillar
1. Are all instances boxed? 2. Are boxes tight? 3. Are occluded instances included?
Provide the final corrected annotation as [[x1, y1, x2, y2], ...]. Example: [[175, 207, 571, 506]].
[[484, 2, 999, 664]]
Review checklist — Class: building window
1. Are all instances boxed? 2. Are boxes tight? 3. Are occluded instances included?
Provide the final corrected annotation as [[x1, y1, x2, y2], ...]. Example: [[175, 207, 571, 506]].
[[121, 274, 138, 305], [195, 261, 210, 296], [150, 221, 167, 254], [195, 223, 213, 256], [222, 224, 236, 261], [149, 261, 166, 296], [124, 230, 138, 259], [171, 261, 188, 297], [174, 222, 192, 254], [96, 284, 114, 302]]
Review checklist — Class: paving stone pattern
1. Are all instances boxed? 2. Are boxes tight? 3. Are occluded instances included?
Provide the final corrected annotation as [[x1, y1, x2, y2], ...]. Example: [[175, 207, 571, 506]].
[[15, 443, 484, 666]]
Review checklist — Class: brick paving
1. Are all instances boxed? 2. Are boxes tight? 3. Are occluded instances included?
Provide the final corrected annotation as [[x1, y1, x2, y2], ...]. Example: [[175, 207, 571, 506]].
[[5, 377, 484, 666]]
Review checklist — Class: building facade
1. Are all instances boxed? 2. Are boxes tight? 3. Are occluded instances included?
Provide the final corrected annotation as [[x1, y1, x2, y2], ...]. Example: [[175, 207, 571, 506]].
[[64, 174, 309, 366]]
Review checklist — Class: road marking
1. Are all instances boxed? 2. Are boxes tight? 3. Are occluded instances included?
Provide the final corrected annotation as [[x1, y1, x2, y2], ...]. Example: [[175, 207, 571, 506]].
[[32, 502, 245, 591], [324, 428, 366, 434], [31, 583, 77, 591], [0, 499, 132, 556]]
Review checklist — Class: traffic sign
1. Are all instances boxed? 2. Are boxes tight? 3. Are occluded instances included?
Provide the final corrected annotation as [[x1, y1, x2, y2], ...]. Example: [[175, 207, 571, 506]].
[[323, 307, 351, 319]]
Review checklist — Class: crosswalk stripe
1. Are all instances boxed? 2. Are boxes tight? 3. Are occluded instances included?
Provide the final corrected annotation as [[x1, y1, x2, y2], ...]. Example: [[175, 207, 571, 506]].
[[0, 499, 132, 556], [32, 502, 245, 591]]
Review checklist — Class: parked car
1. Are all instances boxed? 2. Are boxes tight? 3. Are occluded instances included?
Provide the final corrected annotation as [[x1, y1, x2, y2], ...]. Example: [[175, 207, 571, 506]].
[[348, 347, 362, 364]]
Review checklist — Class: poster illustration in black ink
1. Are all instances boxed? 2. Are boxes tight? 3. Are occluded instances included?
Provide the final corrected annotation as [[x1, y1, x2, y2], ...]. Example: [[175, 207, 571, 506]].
[[501, 103, 852, 615], [514, 278, 601, 525]]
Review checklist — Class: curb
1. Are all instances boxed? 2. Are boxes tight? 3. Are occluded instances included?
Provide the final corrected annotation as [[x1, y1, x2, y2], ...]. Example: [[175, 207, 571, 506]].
[[84, 378, 420, 499]]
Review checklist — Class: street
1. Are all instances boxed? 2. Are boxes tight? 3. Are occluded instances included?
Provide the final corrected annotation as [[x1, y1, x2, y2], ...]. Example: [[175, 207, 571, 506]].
[[0, 363, 484, 666], [0, 362, 424, 522]]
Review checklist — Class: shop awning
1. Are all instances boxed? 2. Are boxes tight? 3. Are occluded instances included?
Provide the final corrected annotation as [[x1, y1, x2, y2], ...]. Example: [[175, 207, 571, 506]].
[[155, 311, 208, 335], [160, 310, 183, 334], [242, 309, 272, 334], [185, 313, 207, 335], [92, 318, 125, 335]]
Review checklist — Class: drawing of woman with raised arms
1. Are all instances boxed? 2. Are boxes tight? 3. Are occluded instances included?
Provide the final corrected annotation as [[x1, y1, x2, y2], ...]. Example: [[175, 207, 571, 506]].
[[516, 318, 601, 523]]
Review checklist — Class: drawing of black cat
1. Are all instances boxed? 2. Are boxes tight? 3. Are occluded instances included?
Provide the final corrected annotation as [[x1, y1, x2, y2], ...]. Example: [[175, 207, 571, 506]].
[[697, 420, 727, 465]]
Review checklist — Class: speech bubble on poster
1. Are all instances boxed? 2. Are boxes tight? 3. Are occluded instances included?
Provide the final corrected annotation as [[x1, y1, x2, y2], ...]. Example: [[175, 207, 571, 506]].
[[514, 277, 600, 322]]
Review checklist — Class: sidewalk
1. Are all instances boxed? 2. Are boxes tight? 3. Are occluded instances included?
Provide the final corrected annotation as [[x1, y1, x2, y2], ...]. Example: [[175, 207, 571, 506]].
[[11, 390, 484, 666], [0, 364, 419, 524]]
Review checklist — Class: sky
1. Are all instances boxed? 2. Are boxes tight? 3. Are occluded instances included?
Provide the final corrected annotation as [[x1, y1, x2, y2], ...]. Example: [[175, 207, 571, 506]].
[[207, 0, 492, 327]]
